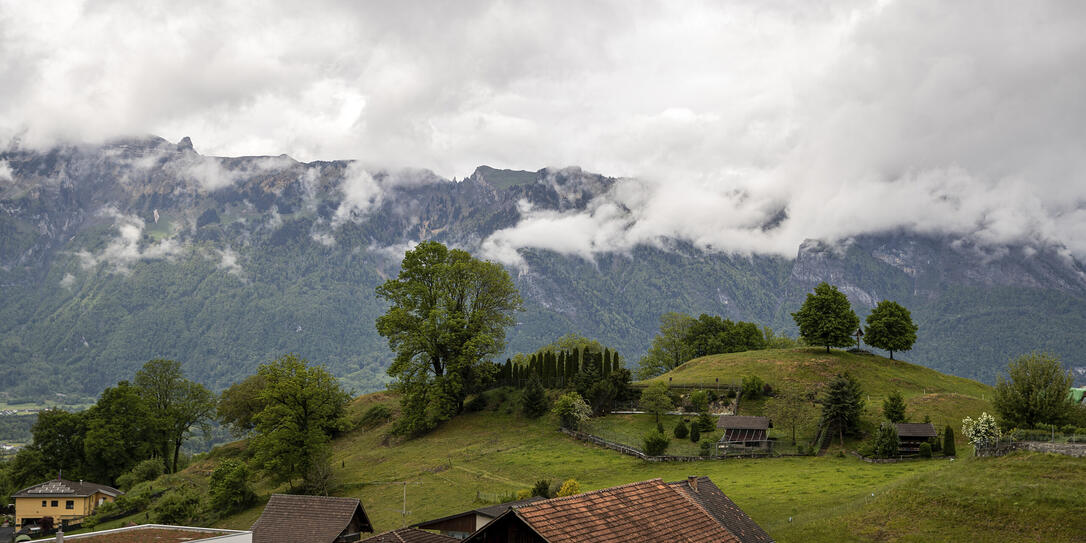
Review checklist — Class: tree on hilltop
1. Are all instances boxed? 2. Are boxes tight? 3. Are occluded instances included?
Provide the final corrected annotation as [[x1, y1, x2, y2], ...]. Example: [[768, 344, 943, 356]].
[[376, 241, 522, 435], [864, 300, 918, 360], [792, 282, 859, 353]]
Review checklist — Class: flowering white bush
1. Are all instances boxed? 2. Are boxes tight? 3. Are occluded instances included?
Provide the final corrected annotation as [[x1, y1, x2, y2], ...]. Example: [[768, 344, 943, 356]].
[[961, 412, 1002, 454]]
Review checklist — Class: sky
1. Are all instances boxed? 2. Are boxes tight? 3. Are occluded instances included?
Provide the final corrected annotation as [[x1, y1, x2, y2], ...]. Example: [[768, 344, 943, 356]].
[[3, 0, 1086, 263]]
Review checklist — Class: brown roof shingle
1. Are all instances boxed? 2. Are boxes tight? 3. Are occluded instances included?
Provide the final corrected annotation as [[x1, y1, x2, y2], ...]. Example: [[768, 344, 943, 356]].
[[251, 494, 373, 543], [669, 477, 774, 543], [364, 528, 457, 543], [716, 416, 771, 430], [895, 422, 937, 438], [505, 478, 740, 542]]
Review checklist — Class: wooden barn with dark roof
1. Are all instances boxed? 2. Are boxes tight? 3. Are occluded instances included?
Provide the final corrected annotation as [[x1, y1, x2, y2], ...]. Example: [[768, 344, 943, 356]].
[[251, 494, 373, 543], [895, 422, 938, 454], [462, 477, 772, 543], [717, 415, 773, 451]]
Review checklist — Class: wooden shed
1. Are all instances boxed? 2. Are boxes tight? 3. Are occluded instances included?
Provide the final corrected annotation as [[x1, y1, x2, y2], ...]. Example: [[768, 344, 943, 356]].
[[895, 422, 938, 454], [717, 416, 772, 451]]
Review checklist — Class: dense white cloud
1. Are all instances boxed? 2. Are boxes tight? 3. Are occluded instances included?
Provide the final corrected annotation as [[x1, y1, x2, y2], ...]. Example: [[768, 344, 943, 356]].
[[4, 1, 1086, 261]]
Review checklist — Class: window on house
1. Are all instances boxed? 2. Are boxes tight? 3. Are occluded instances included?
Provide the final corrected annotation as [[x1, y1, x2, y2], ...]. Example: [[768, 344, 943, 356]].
[[65, 500, 74, 510], [51, 500, 58, 507], [41, 500, 46, 507]]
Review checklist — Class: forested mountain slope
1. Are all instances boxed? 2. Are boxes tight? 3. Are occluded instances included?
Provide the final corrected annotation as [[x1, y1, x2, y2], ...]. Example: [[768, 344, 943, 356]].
[[2, 137, 1085, 397]]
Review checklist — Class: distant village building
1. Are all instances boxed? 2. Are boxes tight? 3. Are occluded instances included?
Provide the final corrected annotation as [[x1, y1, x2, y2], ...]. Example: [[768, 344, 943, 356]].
[[251, 494, 373, 543], [717, 416, 773, 451], [461, 477, 773, 543], [895, 423, 938, 454], [11, 478, 122, 530], [413, 497, 544, 539]]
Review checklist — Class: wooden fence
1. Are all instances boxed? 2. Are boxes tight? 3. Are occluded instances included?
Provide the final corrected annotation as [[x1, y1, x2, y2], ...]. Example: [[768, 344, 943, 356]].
[[559, 428, 777, 462]]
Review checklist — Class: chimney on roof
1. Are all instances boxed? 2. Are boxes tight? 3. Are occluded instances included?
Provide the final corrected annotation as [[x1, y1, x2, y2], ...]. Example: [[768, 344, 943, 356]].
[[687, 476, 698, 492]]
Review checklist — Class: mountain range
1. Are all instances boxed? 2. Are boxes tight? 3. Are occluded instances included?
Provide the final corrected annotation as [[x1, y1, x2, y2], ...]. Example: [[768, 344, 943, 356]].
[[2, 136, 1085, 399]]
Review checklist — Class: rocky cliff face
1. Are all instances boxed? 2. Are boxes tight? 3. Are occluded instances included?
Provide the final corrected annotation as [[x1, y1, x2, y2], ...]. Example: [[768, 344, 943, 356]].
[[1, 138, 1084, 396]]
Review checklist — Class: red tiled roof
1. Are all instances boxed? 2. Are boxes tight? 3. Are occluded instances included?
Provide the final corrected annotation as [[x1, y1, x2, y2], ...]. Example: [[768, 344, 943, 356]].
[[251, 494, 373, 543], [895, 423, 937, 438], [716, 416, 770, 430], [506, 479, 740, 542], [669, 477, 774, 543], [364, 528, 457, 543]]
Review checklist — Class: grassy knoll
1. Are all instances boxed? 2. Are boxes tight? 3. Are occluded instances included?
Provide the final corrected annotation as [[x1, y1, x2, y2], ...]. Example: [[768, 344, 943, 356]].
[[645, 348, 991, 399], [645, 348, 993, 447]]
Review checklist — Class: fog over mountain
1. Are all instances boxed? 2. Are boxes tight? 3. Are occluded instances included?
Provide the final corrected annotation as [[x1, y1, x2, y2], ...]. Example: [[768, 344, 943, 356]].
[[2, 1, 1086, 395], [4, 1, 1086, 261]]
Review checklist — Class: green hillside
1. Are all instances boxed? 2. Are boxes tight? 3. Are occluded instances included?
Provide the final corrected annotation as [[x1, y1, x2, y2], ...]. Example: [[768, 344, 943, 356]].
[[185, 389, 1081, 543], [70, 347, 1079, 543]]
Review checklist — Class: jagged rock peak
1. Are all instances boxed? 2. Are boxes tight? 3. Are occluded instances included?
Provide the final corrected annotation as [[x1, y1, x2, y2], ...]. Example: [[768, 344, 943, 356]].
[[177, 136, 195, 153]]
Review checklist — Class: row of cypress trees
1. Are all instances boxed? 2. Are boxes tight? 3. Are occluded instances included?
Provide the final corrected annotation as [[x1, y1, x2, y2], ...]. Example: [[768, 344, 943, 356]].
[[497, 348, 623, 388]]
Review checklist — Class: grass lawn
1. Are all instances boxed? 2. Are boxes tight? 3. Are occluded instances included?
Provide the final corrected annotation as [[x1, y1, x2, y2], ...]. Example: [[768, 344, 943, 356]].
[[209, 396, 1048, 543], [582, 413, 723, 456], [788, 452, 1086, 542]]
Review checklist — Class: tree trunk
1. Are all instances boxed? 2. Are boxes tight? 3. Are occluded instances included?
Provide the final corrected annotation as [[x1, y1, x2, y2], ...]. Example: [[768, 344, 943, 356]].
[[826, 345, 830, 353], [839, 427, 844, 448], [890, 351, 894, 360], [172, 439, 183, 474]]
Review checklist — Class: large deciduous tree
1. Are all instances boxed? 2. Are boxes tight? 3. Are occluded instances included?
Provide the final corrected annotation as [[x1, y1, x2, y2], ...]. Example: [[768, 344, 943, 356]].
[[83, 381, 153, 485], [864, 300, 918, 360], [135, 359, 215, 473], [251, 354, 349, 494], [636, 313, 697, 379], [376, 241, 522, 435], [792, 283, 860, 353], [992, 352, 1075, 428], [766, 387, 817, 445], [217, 374, 269, 437]]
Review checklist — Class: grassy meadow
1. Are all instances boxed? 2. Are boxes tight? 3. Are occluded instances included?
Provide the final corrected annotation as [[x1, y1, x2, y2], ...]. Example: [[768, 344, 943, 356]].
[[192, 383, 1083, 543], [80, 348, 1080, 543]]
